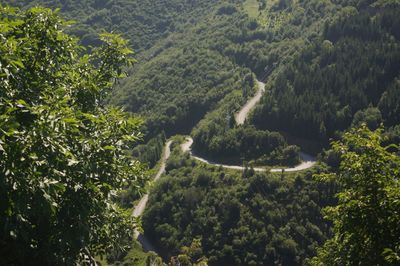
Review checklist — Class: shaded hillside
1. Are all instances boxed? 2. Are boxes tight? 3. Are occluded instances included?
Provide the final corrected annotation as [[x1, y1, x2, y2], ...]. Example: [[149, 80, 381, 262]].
[[7, 0, 400, 145], [107, 2, 257, 137], [252, 1, 400, 141], [3, 0, 229, 52]]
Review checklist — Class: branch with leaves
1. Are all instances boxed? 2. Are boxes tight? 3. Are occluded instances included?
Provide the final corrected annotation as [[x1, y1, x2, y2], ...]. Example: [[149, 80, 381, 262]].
[[0, 6, 145, 265], [311, 125, 400, 265]]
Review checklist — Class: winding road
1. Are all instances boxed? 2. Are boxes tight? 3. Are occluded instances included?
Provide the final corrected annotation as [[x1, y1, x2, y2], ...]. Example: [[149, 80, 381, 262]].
[[180, 137, 316, 173], [132, 79, 316, 251], [235, 80, 266, 125], [180, 80, 316, 172], [132, 140, 172, 251]]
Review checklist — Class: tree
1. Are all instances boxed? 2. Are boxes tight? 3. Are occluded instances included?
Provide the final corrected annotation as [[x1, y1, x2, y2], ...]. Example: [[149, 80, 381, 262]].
[[170, 239, 208, 266], [351, 107, 383, 130], [0, 6, 145, 265], [311, 125, 400, 265]]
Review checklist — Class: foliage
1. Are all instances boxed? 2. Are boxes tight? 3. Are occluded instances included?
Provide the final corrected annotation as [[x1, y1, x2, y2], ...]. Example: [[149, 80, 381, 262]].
[[97, 240, 159, 266], [193, 122, 299, 166], [4, 1, 400, 264], [252, 3, 400, 141], [351, 106, 382, 130], [115, 133, 167, 209], [132, 132, 167, 168], [311, 126, 400, 265], [111, 44, 252, 137], [0, 6, 144, 265], [243, 0, 260, 18], [143, 148, 336, 265], [9, 1, 400, 146], [2, 0, 226, 52], [5, 0, 257, 140], [107, 0, 335, 138], [190, 78, 299, 166], [170, 239, 209, 266]]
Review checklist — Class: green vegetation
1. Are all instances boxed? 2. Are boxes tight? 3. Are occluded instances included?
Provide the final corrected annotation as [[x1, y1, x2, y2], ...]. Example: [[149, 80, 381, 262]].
[[2, 0, 226, 52], [111, 45, 252, 138], [6, 0, 349, 157], [243, 0, 260, 18], [311, 126, 400, 265], [132, 133, 167, 168], [8, 0, 399, 148], [97, 240, 159, 266], [143, 145, 336, 265], [252, 2, 400, 142], [2, 0, 400, 265], [191, 90, 300, 166], [0, 6, 144, 264]]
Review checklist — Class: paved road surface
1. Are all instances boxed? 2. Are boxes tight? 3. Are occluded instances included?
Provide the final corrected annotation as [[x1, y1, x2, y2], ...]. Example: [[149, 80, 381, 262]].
[[181, 137, 316, 172], [132, 140, 172, 251], [235, 80, 265, 125]]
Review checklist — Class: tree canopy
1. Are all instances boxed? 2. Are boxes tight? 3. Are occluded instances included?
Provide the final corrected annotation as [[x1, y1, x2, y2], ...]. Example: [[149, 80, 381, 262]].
[[142, 144, 336, 266], [252, 4, 400, 141], [0, 6, 145, 265], [311, 126, 400, 265], [1, 1, 400, 265]]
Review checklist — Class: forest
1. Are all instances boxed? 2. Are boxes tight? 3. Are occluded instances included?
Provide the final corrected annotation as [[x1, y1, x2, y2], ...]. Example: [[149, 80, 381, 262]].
[[191, 88, 300, 166], [252, 3, 400, 141], [1, 0, 400, 265], [143, 145, 337, 265], [3, 0, 224, 52]]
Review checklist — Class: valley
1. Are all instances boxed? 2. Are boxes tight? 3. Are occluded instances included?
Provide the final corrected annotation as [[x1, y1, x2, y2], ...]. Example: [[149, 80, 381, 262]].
[[1, 1, 399, 265], [133, 77, 317, 254]]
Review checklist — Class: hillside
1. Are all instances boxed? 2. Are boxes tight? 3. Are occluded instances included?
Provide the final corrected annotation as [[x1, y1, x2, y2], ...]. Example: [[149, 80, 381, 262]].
[[2, 0, 400, 265], [252, 1, 400, 142], [3, 0, 225, 52], [6, 0, 400, 146], [143, 146, 336, 265]]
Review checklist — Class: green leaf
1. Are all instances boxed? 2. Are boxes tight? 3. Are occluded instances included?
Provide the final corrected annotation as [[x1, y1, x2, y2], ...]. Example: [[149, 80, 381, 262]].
[[67, 158, 79, 166], [103, 145, 116, 151]]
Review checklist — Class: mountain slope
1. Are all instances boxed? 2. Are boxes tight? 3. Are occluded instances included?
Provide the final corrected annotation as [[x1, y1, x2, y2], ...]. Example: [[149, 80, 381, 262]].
[[3, 0, 229, 52], [251, 1, 400, 141]]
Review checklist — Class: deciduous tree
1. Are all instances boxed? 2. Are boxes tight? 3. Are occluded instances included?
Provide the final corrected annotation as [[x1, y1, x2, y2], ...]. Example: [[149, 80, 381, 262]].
[[0, 6, 145, 265], [311, 126, 400, 265]]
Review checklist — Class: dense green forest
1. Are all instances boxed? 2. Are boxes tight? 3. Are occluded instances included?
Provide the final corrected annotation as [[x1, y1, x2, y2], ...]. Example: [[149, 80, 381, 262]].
[[5, 0, 256, 138], [143, 144, 336, 265], [252, 2, 400, 141], [2, 0, 400, 265], [109, 2, 255, 138], [3, 0, 224, 52], [191, 86, 300, 166], [8, 0, 400, 146]]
